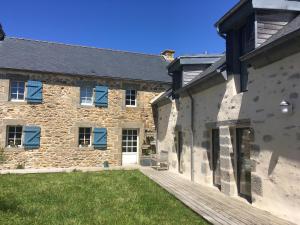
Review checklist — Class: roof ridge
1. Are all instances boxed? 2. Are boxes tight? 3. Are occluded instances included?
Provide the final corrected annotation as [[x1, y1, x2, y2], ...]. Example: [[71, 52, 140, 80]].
[[6, 37, 167, 59]]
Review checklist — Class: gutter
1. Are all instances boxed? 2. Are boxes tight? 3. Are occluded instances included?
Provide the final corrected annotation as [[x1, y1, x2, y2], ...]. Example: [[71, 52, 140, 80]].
[[187, 90, 195, 182]]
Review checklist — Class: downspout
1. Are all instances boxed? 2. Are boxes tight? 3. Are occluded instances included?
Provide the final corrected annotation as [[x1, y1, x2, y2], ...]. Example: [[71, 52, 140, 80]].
[[187, 90, 195, 182]]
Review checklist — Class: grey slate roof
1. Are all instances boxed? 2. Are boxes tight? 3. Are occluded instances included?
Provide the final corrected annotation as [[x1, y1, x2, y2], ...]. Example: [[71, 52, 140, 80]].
[[0, 38, 171, 83], [168, 54, 223, 72]]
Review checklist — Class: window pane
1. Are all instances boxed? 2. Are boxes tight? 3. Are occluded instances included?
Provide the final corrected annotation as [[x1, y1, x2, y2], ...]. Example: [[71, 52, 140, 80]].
[[16, 126, 22, 132], [8, 127, 15, 133], [15, 139, 22, 146], [18, 94, 24, 100], [7, 126, 22, 146], [86, 128, 91, 133], [8, 133, 14, 139], [11, 93, 18, 99], [19, 82, 25, 89], [131, 90, 136, 95], [79, 128, 84, 134], [80, 87, 93, 105]]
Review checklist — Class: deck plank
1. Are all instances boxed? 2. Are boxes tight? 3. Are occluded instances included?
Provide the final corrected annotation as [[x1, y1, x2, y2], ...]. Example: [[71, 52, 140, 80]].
[[140, 168, 295, 225]]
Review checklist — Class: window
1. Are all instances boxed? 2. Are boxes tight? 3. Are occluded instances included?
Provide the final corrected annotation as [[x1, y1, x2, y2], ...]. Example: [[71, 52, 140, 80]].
[[79, 128, 91, 147], [122, 129, 138, 152], [10, 81, 25, 101], [7, 126, 23, 147], [125, 90, 137, 107], [80, 87, 94, 105]]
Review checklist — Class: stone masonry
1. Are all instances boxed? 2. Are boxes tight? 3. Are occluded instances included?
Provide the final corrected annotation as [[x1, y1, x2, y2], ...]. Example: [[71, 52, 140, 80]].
[[0, 69, 169, 169]]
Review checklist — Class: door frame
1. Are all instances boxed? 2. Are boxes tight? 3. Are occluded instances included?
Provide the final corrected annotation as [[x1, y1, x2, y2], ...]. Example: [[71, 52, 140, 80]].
[[236, 127, 252, 203], [121, 128, 139, 165]]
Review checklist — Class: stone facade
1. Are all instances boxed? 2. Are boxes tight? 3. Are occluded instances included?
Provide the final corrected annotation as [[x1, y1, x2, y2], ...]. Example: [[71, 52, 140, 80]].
[[0, 69, 169, 169], [155, 52, 300, 223]]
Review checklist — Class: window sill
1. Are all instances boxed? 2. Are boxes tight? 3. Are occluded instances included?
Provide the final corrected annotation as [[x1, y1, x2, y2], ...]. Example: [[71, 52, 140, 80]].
[[4, 146, 25, 151], [80, 104, 94, 107], [77, 146, 94, 151], [8, 100, 27, 105]]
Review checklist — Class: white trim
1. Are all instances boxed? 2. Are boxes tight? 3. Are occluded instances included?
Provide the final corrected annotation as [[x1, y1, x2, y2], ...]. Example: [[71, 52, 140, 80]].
[[10, 81, 25, 102], [6, 125, 23, 148], [80, 86, 94, 106], [122, 129, 139, 165], [125, 89, 137, 107], [78, 127, 92, 147]]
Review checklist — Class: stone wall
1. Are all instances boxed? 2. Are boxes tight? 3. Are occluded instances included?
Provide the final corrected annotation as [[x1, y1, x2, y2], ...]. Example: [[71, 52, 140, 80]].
[[156, 52, 300, 223], [240, 52, 300, 223], [0, 69, 169, 169]]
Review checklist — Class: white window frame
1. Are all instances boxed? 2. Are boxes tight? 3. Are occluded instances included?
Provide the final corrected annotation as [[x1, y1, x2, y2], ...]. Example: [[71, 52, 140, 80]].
[[7, 126, 23, 148], [80, 86, 94, 106], [125, 89, 137, 107], [122, 129, 138, 153], [10, 81, 25, 102], [78, 127, 92, 147]]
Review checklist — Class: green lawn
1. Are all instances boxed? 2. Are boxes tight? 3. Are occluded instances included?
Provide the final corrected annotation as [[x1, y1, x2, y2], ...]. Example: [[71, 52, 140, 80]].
[[0, 170, 208, 225]]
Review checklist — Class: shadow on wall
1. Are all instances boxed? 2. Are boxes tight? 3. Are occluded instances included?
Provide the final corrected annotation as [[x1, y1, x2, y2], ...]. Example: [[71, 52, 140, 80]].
[[155, 100, 172, 142], [179, 75, 228, 179]]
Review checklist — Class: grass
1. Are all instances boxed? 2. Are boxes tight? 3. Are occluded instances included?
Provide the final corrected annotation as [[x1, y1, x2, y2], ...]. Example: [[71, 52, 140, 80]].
[[0, 170, 208, 225]]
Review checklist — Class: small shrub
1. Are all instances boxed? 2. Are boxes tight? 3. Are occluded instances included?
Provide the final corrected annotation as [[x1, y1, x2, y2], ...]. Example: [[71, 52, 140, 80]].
[[16, 164, 24, 169]]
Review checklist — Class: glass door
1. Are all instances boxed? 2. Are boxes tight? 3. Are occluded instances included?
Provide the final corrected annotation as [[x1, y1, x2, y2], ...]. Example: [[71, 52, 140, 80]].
[[212, 129, 221, 189], [236, 128, 252, 203], [122, 129, 138, 165]]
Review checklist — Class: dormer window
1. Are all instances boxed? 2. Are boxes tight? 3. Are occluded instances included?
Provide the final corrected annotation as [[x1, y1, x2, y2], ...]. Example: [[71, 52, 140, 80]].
[[226, 15, 255, 92]]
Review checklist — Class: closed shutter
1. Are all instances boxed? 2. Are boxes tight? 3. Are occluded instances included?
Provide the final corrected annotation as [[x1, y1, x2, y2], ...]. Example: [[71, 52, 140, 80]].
[[26, 80, 43, 103], [94, 86, 108, 107], [23, 126, 41, 149], [93, 128, 107, 149]]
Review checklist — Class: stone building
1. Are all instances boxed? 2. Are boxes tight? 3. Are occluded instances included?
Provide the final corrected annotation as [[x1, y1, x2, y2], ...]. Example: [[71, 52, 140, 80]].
[[153, 0, 300, 223], [0, 37, 171, 168]]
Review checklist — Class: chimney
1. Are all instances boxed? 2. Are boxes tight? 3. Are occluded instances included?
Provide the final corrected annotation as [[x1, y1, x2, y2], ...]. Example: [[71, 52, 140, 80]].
[[0, 24, 5, 41], [161, 49, 175, 61]]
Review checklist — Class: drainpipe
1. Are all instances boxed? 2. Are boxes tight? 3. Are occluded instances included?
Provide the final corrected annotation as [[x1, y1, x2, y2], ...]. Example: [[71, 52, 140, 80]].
[[187, 90, 195, 182]]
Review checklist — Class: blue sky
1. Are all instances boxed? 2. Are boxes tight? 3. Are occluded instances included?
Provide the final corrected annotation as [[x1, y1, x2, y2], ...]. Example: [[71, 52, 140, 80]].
[[1, 0, 237, 56]]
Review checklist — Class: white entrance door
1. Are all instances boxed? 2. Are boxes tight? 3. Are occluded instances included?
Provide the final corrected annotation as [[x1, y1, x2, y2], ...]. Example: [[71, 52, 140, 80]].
[[122, 129, 138, 165]]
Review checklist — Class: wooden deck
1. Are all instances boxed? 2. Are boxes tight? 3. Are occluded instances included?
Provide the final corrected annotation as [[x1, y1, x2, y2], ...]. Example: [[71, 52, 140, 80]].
[[140, 168, 294, 225]]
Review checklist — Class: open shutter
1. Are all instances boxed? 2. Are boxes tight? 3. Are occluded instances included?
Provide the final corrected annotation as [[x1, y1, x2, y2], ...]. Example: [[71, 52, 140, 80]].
[[93, 128, 107, 149], [94, 86, 108, 107], [26, 80, 43, 103], [23, 126, 41, 149]]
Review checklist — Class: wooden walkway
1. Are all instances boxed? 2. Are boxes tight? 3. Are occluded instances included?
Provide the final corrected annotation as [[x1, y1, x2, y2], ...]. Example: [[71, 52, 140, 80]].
[[140, 168, 294, 225]]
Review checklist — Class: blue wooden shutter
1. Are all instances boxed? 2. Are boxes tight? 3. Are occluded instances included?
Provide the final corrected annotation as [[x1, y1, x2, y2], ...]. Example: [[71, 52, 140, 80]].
[[93, 128, 107, 149], [94, 86, 108, 107], [23, 126, 41, 149], [26, 80, 43, 103]]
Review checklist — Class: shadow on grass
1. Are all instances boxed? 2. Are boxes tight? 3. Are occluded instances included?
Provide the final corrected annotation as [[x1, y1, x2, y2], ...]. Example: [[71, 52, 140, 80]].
[[0, 198, 21, 213]]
